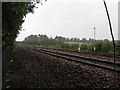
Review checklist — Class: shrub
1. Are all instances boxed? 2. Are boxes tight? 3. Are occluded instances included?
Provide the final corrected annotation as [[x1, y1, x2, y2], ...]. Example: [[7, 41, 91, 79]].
[[69, 44, 79, 49], [80, 44, 88, 51], [102, 40, 112, 52], [61, 43, 70, 49]]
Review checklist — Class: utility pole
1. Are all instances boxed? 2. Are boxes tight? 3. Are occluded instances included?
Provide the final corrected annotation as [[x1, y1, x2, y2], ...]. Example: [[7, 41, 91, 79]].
[[103, 0, 116, 88]]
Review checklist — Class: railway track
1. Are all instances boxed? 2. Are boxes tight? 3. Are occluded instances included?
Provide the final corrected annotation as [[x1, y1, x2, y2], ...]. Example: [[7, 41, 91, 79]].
[[26, 46, 120, 73], [35, 46, 120, 58]]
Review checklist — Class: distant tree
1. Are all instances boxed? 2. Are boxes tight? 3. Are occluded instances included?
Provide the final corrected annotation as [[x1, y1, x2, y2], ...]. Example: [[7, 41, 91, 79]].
[[74, 38, 77, 42], [47, 39, 56, 45], [102, 39, 112, 52], [88, 38, 94, 43], [55, 36, 64, 44], [23, 35, 39, 44], [81, 38, 87, 43], [71, 37, 79, 42], [23, 34, 59, 45], [40, 34, 48, 40], [66, 37, 70, 42], [55, 36, 66, 41], [70, 38, 74, 42]]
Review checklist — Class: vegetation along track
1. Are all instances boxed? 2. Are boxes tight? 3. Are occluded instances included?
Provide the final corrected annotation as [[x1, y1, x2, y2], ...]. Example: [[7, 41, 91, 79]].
[[25, 45, 120, 73]]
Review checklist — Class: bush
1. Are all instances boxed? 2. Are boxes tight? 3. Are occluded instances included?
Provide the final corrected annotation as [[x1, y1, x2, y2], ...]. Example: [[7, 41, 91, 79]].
[[61, 43, 70, 49], [80, 40, 112, 53], [87, 43, 94, 51], [116, 41, 120, 54], [102, 40, 112, 52], [69, 44, 79, 49], [94, 41, 102, 51], [80, 44, 88, 51]]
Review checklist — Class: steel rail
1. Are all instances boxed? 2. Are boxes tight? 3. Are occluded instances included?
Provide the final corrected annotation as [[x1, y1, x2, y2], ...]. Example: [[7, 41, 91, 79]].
[[38, 48, 120, 65], [29, 47, 120, 73]]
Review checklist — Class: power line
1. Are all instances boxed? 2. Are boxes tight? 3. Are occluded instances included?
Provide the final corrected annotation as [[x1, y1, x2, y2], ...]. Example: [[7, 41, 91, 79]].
[[103, 0, 116, 88]]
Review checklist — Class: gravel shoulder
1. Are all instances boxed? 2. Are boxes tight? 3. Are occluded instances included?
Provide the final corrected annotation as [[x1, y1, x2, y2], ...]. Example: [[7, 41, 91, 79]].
[[7, 45, 120, 88]]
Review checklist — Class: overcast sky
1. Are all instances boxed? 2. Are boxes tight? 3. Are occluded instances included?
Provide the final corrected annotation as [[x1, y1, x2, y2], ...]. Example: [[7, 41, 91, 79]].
[[16, 0, 119, 41]]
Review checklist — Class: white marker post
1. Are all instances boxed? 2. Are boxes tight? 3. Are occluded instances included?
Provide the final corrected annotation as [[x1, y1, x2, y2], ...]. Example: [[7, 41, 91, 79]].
[[78, 39, 80, 52], [78, 47, 80, 52]]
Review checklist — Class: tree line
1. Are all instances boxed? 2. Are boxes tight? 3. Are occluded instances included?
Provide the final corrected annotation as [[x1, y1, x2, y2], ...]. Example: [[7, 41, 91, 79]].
[[22, 34, 95, 45], [22, 34, 120, 54]]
